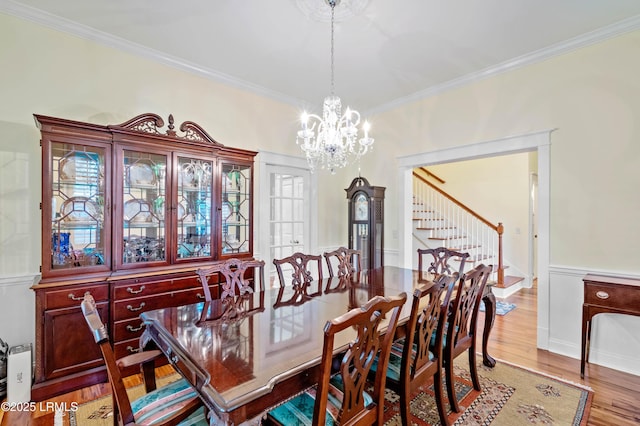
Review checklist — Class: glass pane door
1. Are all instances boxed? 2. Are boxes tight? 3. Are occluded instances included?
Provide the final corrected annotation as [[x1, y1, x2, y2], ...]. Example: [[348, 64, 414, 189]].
[[122, 150, 167, 264], [269, 170, 307, 274], [176, 157, 213, 260], [50, 142, 106, 270], [221, 163, 251, 255]]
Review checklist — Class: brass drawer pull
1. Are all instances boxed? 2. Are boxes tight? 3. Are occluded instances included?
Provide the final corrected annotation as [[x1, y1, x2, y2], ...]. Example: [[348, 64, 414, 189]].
[[126, 285, 145, 295], [68, 291, 90, 301], [126, 323, 145, 332], [126, 302, 146, 312], [126, 346, 141, 354], [595, 290, 610, 300]]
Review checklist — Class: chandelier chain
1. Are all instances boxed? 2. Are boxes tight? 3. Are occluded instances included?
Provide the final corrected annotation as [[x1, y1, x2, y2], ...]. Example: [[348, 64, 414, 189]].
[[330, 2, 335, 95]]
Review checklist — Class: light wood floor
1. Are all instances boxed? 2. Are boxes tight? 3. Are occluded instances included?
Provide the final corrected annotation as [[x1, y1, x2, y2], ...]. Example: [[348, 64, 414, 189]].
[[2, 283, 639, 425]]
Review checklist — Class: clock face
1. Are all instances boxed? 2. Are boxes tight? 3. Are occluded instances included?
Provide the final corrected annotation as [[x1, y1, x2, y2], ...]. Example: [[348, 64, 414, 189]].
[[354, 193, 368, 221]]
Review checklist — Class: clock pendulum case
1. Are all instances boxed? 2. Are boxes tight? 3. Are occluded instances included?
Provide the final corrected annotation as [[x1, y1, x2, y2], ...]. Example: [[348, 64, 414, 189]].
[[345, 176, 385, 270]]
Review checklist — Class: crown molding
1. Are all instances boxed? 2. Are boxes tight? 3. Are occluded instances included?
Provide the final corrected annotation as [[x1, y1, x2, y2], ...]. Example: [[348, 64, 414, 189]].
[[3, 1, 640, 114], [366, 14, 640, 116], [0, 0, 305, 107]]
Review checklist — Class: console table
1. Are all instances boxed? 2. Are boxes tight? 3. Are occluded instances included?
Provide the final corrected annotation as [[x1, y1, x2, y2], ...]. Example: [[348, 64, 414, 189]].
[[581, 274, 640, 378]]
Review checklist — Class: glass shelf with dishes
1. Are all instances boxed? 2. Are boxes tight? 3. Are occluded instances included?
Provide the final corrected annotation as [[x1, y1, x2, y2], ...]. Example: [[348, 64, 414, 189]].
[[221, 163, 251, 255], [121, 151, 167, 265], [50, 142, 107, 270], [176, 157, 213, 260]]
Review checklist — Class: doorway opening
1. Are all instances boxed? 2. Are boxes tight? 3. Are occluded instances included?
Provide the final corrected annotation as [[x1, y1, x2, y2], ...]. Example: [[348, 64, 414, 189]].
[[397, 129, 552, 349]]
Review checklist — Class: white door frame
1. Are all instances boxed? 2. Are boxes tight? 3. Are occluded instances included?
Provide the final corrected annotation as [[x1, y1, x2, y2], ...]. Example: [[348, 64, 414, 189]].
[[529, 172, 539, 283], [396, 129, 553, 349], [257, 151, 318, 277]]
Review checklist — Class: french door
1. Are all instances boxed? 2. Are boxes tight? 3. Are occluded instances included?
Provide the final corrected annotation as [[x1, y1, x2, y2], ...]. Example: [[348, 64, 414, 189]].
[[259, 153, 317, 279]]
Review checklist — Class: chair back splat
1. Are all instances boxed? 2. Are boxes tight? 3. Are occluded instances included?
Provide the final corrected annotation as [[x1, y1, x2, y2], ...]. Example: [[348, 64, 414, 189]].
[[266, 293, 407, 426], [323, 246, 362, 278], [196, 258, 265, 301], [273, 252, 323, 287], [417, 246, 470, 279]]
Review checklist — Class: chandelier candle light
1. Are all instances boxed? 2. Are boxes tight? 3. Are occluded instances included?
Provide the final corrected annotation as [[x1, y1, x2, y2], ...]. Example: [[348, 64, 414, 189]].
[[296, 0, 374, 174]]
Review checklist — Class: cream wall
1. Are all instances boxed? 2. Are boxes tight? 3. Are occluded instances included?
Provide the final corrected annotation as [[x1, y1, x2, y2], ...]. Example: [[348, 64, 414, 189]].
[[1, 12, 639, 375], [361, 30, 640, 375]]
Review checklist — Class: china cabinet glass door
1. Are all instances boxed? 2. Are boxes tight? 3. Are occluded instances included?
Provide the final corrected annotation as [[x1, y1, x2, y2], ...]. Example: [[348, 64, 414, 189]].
[[121, 150, 167, 265], [221, 162, 252, 256], [49, 142, 108, 272], [176, 156, 213, 260]]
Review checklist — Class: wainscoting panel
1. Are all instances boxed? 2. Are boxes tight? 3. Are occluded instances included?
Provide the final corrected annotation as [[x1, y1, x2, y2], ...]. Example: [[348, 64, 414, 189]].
[[548, 265, 640, 376], [0, 274, 39, 348]]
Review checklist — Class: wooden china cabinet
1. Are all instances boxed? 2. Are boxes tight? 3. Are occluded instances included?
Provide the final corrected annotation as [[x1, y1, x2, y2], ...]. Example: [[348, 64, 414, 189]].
[[32, 113, 256, 400]]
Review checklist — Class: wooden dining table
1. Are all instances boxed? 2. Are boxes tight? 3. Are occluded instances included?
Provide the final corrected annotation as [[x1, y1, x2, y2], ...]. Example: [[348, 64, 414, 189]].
[[139, 266, 496, 425]]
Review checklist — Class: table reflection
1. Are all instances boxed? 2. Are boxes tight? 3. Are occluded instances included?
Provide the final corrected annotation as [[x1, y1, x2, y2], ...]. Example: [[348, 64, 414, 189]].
[[140, 266, 493, 425]]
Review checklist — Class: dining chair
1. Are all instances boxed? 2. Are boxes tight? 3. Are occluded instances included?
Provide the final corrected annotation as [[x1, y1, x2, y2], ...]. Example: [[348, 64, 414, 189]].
[[265, 292, 407, 426], [273, 252, 323, 287], [196, 258, 265, 301], [323, 246, 362, 278], [442, 263, 492, 413], [80, 293, 207, 426], [371, 273, 457, 426], [417, 246, 470, 280]]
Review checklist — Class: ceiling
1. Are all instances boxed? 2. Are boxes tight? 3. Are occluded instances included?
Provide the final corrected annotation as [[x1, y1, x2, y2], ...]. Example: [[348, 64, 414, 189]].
[[4, 0, 640, 114]]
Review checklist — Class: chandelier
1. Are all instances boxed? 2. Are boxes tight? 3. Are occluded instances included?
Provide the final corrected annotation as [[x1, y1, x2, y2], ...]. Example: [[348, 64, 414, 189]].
[[296, 0, 374, 174]]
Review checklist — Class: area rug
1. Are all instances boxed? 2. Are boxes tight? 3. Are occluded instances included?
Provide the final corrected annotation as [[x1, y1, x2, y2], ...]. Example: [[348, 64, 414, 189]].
[[69, 373, 183, 426], [382, 356, 592, 425], [480, 300, 516, 316], [70, 356, 592, 426]]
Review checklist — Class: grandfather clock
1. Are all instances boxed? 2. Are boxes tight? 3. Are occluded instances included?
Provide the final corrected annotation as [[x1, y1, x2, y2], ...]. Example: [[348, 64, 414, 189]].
[[346, 176, 385, 270]]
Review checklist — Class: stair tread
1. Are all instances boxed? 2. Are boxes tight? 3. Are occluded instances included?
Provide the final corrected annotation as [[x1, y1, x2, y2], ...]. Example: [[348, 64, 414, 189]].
[[449, 244, 480, 250], [416, 226, 457, 231], [466, 254, 494, 262], [493, 275, 525, 289]]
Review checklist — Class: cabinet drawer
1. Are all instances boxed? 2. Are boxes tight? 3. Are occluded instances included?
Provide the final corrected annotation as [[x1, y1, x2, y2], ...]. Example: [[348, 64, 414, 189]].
[[113, 275, 201, 300], [113, 317, 148, 343], [45, 284, 108, 310], [114, 338, 145, 359], [584, 282, 640, 310], [113, 288, 207, 321]]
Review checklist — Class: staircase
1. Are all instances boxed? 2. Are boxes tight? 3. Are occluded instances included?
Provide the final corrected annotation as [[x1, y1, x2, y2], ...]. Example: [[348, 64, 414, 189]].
[[412, 169, 525, 298]]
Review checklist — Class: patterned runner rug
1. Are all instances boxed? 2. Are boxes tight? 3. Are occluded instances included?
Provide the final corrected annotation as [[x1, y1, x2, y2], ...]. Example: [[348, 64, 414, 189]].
[[70, 356, 592, 425], [382, 356, 592, 425]]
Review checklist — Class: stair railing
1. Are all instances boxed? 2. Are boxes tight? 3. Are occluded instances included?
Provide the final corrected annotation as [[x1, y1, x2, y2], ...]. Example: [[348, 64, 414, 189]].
[[412, 170, 505, 285]]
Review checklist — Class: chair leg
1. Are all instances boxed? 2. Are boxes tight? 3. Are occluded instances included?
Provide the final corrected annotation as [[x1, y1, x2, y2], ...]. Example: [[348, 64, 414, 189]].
[[434, 368, 449, 426], [445, 358, 460, 413], [400, 381, 411, 426], [468, 345, 481, 392]]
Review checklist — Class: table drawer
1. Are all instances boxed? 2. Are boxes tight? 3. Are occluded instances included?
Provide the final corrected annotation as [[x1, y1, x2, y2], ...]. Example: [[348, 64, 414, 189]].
[[112, 288, 206, 321], [45, 284, 108, 310], [584, 282, 640, 310]]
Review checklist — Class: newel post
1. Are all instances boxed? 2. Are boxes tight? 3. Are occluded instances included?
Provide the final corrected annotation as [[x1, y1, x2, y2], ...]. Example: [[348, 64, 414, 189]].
[[497, 223, 504, 285]]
